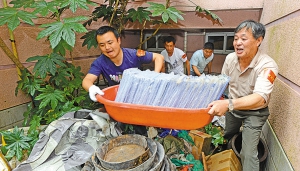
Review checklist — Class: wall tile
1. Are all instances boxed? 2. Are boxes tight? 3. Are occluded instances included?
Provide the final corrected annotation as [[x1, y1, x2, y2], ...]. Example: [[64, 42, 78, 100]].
[[268, 79, 300, 170]]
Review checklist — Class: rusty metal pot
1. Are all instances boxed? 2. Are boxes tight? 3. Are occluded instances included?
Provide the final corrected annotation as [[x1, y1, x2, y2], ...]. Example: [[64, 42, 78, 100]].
[[95, 134, 157, 170]]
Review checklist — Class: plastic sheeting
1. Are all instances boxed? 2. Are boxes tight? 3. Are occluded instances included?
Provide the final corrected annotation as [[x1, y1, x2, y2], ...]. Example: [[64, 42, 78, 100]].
[[12, 110, 120, 171]]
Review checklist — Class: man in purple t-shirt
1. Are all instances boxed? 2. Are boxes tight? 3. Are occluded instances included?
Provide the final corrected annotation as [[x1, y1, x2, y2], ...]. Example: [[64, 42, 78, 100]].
[[82, 26, 164, 102]]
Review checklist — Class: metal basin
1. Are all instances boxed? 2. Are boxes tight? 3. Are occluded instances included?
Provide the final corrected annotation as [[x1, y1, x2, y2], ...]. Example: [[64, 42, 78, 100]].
[[92, 134, 157, 171], [95, 134, 157, 170], [149, 141, 165, 171]]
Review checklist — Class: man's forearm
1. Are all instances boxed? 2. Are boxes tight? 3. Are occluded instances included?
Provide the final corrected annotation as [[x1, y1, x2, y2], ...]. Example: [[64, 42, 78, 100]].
[[186, 60, 190, 75], [153, 53, 164, 72], [82, 74, 98, 91], [192, 66, 201, 76], [233, 93, 266, 110], [207, 62, 212, 74]]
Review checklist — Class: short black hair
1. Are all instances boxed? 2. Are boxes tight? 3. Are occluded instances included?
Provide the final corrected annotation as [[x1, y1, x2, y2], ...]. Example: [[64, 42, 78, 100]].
[[203, 42, 214, 50], [96, 26, 120, 39], [163, 36, 176, 44]]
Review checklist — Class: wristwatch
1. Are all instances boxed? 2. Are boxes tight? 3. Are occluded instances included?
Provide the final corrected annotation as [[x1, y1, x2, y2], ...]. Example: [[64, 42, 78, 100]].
[[228, 99, 234, 112]]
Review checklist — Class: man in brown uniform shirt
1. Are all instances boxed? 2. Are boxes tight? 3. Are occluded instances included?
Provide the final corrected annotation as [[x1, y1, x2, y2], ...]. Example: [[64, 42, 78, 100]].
[[207, 20, 278, 171]]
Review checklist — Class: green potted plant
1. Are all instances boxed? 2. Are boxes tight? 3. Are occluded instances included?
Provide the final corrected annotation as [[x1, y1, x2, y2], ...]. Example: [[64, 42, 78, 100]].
[[204, 123, 226, 154]]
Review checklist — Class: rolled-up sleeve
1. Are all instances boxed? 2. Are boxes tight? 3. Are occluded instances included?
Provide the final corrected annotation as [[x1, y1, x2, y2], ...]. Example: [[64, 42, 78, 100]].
[[253, 61, 278, 104]]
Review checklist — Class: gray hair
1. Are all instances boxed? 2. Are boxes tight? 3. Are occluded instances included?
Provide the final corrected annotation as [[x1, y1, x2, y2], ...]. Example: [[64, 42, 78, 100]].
[[234, 20, 265, 39]]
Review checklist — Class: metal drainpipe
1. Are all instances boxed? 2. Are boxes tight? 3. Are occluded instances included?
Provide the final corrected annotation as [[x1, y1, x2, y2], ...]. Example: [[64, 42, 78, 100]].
[[184, 30, 206, 74], [184, 31, 187, 74], [184, 31, 187, 53], [2, 0, 21, 79]]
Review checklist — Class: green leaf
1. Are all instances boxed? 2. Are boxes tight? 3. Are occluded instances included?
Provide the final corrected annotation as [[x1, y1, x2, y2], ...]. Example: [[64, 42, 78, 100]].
[[55, 0, 91, 13], [0, 7, 37, 30], [26, 53, 66, 78], [74, 0, 89, 12], [145, 2, 183, 24], [17, 11, 36, 25], [4, 150, 15, 161], [22, 103, 33, 126], [37, 16, 88, 48], [53, 39, 73, 55], [32, 1, 58, 16], [146, 2, 165, 12], [7, 15, 21, 31], [80, 30, 98, 49], [37, 21, 62, 39], [83, 4, 114, 27], [196, 6, 204, 12], [127, 7, 151, 23], [35, 85, 66, 109], [167, 12, 177, 23], [161, 12, 168, 23], [49, 66, 72, 86], [0, 126, 33, 161], [43, 100, 81, 123], [28, 115, 42, 137], [15, 69, 45, 97], [94, 5, 113, 18], [195, 6, 223, 24], [205, 123, 224, 147], [63, 16, 89, 23], [60, 25, 75, 48], [167, 7, 184, 21], [9, 0, 35, 8], [49, 27, 64, 49]]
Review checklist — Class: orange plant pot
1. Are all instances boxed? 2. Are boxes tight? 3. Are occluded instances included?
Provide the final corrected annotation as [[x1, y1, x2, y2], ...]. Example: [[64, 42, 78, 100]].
[[96, 85, 213, 130]]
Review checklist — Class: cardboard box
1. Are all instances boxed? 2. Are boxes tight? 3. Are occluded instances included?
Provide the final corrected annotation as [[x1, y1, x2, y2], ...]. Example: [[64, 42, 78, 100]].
[[204, 149, 242, 171], [189, 130, 212, 160]]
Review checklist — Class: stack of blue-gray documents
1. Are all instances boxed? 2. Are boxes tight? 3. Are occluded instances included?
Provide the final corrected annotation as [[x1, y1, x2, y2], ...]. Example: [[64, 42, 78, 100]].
[[115, 68, 230, 108]]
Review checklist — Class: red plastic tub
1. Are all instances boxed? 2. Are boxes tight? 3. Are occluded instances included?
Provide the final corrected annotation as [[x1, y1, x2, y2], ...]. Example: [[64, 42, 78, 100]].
[[96, 85, 213, 130]]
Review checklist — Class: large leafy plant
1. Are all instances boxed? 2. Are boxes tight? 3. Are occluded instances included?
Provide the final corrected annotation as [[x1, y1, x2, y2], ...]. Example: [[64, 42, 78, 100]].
[[0, 0, 222, 160], [0, 127, 34, 161], [1, 0, 100, 139], [81, 0, 221, 49], [81, 0, 185, 49]]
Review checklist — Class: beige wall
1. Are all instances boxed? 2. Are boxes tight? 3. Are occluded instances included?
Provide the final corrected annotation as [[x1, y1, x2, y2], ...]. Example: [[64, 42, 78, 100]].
[[260, 0, 300, 170]]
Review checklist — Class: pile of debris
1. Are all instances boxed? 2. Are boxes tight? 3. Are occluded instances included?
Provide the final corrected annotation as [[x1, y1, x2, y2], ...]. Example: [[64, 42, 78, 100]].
[[3, 109, 243, 171]]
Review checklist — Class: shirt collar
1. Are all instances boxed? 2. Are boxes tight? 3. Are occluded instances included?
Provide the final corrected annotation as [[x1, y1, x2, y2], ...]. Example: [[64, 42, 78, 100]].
[[233, 49, 261, 71], [248, 49, 261, 68]]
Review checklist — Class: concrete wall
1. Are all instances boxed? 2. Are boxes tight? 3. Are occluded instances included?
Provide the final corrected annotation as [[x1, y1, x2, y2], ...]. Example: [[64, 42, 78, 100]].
[[259, 0, 300, 170]]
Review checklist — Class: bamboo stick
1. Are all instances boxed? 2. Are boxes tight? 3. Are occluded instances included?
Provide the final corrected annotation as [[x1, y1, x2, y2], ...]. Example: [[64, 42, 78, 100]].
[[2, 0, 21, 78]]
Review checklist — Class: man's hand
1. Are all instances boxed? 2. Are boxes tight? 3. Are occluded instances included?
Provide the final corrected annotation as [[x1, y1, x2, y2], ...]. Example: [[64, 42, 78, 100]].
[[207, 100, 229, 116], [89, 85, 104, 102]]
